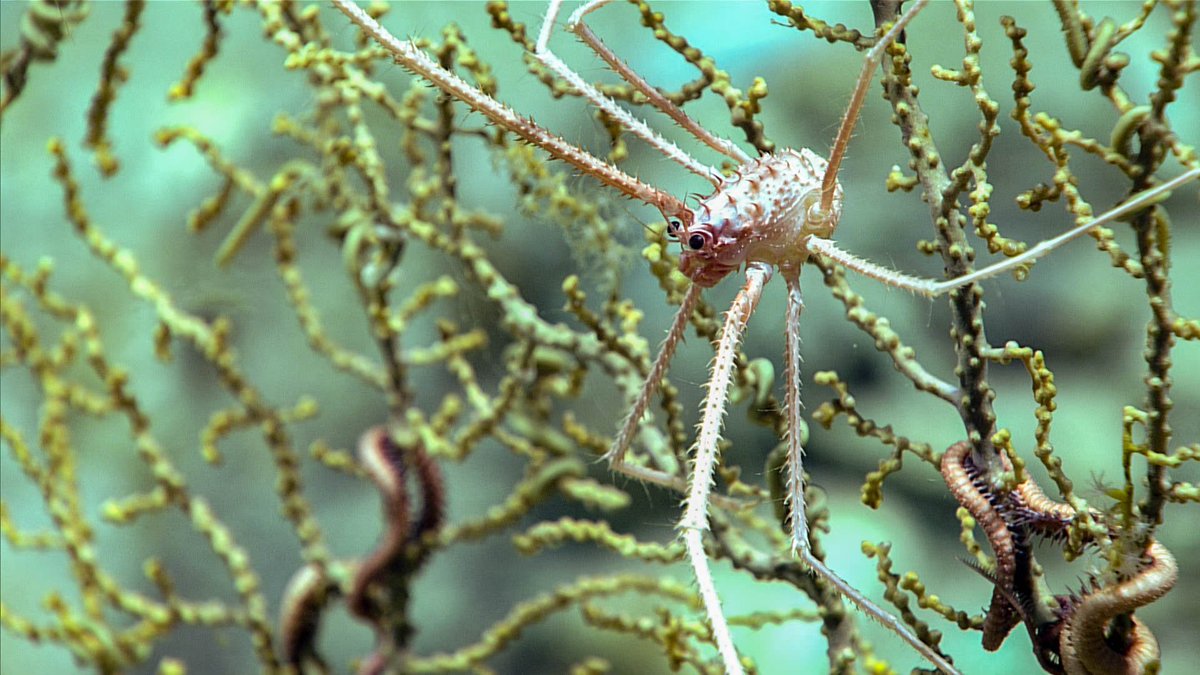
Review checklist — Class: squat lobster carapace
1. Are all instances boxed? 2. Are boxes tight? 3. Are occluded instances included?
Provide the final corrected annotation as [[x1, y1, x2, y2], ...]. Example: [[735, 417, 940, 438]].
[[332, 1, 1199, 673]]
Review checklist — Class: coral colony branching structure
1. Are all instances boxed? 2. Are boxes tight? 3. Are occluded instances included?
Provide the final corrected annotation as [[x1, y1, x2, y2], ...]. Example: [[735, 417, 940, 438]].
[[1, 0, 1196, 673], [332, 0, 1193, 672]]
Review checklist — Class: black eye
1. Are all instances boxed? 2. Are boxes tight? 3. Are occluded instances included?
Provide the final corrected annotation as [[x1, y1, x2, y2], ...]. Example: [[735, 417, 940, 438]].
[[688, 233, 706, 250], [667, 216, 683, 233]]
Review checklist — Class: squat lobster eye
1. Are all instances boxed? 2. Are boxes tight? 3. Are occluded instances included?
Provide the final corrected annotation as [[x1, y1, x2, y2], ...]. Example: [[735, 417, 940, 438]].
[[688, 233, 707, 250], [667, 215, 684, 235]]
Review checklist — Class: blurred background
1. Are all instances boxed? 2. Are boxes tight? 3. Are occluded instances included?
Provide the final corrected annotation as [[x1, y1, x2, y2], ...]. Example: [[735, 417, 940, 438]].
[[2, 1, 1197, 673]]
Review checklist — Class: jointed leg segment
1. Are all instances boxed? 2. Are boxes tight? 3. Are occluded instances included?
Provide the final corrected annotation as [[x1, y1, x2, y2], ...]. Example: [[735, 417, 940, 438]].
[[679, 262, 771, 675], [327, 3, 1200, 674], [536, 0, 724, 184], [604, 282, 700, 496], [782, 275, 808, 552], [782, 275, 959, 674], [332, 0, 686, 215], [805, 167, 1200, 297], [560, 0, 751, 164]]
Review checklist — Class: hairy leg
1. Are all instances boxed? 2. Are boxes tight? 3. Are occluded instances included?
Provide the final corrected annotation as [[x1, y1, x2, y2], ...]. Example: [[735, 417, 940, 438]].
[[535, 0, 723, 184], [678, 263, 771, 675], [332, 0, 685, 214], [563, 0, 750, 163], [604, 282, 698, 494], [783, 275, 961, 674], [817, 0, 930, 216], [804, 167, 1200, 297]]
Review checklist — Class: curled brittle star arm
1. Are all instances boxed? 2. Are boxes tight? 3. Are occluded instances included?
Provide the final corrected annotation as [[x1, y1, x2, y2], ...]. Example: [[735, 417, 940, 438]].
[[1060, 541, 1177, 675], [349, 427, 445, 673]]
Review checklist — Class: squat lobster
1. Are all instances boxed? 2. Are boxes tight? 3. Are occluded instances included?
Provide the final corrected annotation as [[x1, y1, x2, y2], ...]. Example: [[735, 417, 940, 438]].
[[332, 1, 1199, 673]]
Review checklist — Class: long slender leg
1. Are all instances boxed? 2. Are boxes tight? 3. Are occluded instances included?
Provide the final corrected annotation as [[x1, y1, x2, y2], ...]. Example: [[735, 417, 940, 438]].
[[679, 263, 771, 675], [805, 167, 1200, 297], [604, 282, 700, 494], [782, 276, 962, 675], [818, 0, 930, 215], [332, 0, 685, 215], [536, 0, 723, 184], [781, 276, 808, 550], [605, 281, 752, 512], [564, 0, 751, 164]]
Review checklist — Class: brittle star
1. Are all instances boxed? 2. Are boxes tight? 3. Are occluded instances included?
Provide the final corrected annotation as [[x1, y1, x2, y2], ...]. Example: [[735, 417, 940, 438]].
[[940, 441, 1178, 673]]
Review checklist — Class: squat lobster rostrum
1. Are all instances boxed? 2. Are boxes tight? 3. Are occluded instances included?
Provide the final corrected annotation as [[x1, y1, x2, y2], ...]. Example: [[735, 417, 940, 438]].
[[332, 0, 1199, 673]]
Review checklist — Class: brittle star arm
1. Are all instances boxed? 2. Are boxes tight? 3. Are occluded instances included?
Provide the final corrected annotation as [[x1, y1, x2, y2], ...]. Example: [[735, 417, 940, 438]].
[[805, 167, 1200, 297], [1060, 540, 1177, 675], [332, 0, 687, 217], [940, 441, 1022, 649]]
